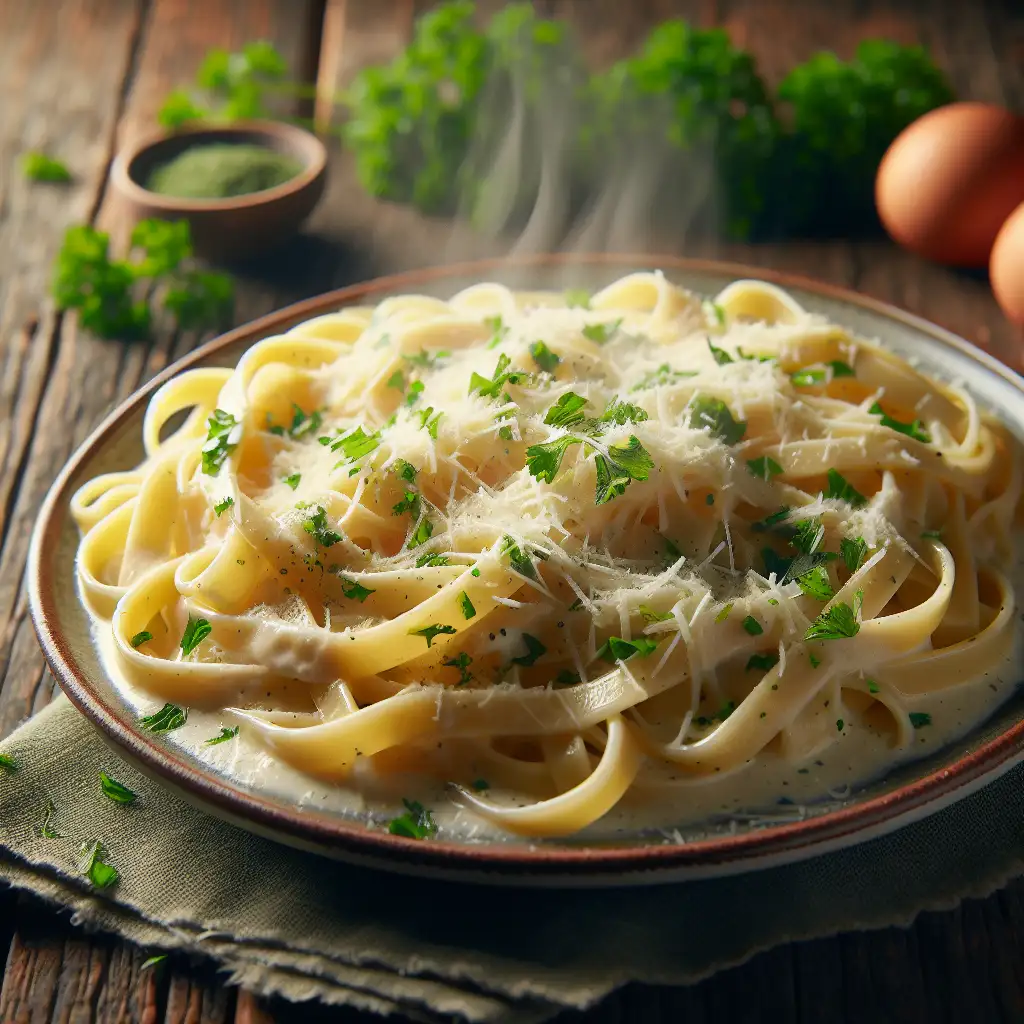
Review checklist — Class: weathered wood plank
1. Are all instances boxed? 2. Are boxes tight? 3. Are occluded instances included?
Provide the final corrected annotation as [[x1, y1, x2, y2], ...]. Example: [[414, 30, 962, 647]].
[[0, 927, 64, 1024], [164, 970, 235, 1024]]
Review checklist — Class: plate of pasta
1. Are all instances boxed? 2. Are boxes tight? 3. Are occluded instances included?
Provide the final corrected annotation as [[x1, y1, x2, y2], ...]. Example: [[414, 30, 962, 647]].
[[27, 254, 1024, 884]]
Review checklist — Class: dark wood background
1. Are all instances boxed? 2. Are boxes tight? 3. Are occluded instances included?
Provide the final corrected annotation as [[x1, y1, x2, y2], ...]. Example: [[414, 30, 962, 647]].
[[2, 1, 1024, 1020]]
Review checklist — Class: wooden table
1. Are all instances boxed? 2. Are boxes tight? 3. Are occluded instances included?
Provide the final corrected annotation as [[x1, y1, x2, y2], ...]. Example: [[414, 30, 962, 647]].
[[2, 1, 1023, 1020]]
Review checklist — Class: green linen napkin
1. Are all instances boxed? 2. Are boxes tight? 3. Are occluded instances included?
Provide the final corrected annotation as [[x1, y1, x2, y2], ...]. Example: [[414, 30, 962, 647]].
[[2, 695, 1024, 1023]]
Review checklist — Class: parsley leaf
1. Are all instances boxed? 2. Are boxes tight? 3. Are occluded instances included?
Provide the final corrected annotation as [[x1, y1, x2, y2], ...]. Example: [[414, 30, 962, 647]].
[[406, 516, 434, 549], [511, 633, 547, 667], [205, 726, 239, 745], [715, 602, 734, 622], [213, 496, 234, 517], [600, 399, 649, 426], [689, 396, 746, 445], [386, 369, 405, 392], [791, 367, 826, 387], [791, 516, 825, 555], [909, 712, 932, 728], [201, 409, 239, 476], [870, 402, 931, 443], [631, 364, 698, 391], [393, 459, 417, 483], [140, 955, 167, 971], [742, 615, 764, 636], [22, 152, 72, 182], [442, 651, 473, 685], [282, 473, 301, 490], [99, 772, 138, 805], [457, 591, 476, 619], [762, 547, 793, 579], [795, 564, 835, 600], [485, 315, 508, 348], [130, 630, 152, 648], [544, 392, 590, 428], [751, 507, 792, 533], [581, 319, 621, 344], [595, 635, 659, 662], [405, 380, 425, 406], [417, 406, 443, 439], [0, 753, 18, 772], [81, 841, 119, 889], [530, 341, 560, 373], [392, 490, 421, 517], [325, 426, 380, 465], [708, 338, 733, 365], [415, 552, 450, 567], [333, 573, 375, 602], [594, 436, 654, 505], [402, 348, 449, 369], [565, 288, 590, 308], [841, 536, 867, 573], [180, 616, 211, 655], [270, 404, 323, 440], [830, 361, 855, 377], [409, 623, 456, 647], [525, 435, 582, 483], [825, 468, 867, 507], [469, 353, 531, 401], [639, 604, 674, 623], [387, 798, 438, 839], [805, 601, 860, 641], [747, 651, 780, 671], [303, 506, 342, 548], [747, 456, 783, 481], [140, 703, 187, 733], [501, 536, 536, 579]]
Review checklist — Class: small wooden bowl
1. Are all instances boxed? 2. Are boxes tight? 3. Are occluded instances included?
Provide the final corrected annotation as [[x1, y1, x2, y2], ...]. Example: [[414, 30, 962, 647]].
[[110, 121, 328, 262]]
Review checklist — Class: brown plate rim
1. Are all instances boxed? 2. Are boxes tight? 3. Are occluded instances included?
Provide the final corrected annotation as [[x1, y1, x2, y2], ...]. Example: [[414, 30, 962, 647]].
[[26, 252, 1024, 880]]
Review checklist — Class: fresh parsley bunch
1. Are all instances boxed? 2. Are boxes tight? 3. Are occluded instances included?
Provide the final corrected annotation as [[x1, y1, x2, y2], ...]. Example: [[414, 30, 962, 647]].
[[775, 40, 953, 236], [52, 219, 234, 339], [345, 1, 489, 214], [159, 40, 291, 129]]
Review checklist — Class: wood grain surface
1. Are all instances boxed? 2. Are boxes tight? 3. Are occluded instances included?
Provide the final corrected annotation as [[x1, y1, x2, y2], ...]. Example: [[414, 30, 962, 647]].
[[1, 1, 1023, 1021]]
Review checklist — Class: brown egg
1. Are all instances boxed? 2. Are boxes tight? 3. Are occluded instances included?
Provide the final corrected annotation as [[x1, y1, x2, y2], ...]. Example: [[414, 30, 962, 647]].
[[991, 200, 1024, 324], [876, 102, 1024, 267]]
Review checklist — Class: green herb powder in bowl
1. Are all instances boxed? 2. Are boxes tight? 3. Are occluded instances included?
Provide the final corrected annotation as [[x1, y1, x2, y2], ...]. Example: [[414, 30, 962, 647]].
[[146, 143, 302, 200]]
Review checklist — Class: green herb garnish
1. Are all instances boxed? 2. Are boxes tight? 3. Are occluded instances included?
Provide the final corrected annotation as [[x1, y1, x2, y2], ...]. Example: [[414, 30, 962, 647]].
[[457, 591, 476, 619], [130, 631, 152, 648], [639, 604, 673, 623], [795, 565, 835, 600], [402, 348, 449, 369], [201, 409, 239, 476], [213, 496, 234, 517], [600, 399, 649, 426], [409, 623, 457, 648], [407, 516, 434, 549], [325, 425, 381, 465], [921, 530, 943, 541], [417, 406, 443, 439], [708, 339, 733, 365], [581, 319, 622, 344], [180, 616, 212, 655], [910, 712, 932, 728], [594, 436, 654, 505], [81, 841, 119, 889], [205, 726, 239, 745], [38, 799, 60, 838], [741, 615, 764, 636], [841, 536, 868, 573], [530, 341, 560, 373], [565, 289, 590, 309], [387, 799, 438, 839], [747, 652, 779, 671], [416, 552, 450, 567], [825, 468, 867, 507], [870, 402, 931, 443], [511, 633, 547, 667], [269, 404, 323, 440], [689, 396, 746, 445], [867, 680, 880, 694], [805, 601, 860, 641], [747, 456, 783, 481], [469, 353, 531, 401], [525, 435, 581, 483], [23, 152, 71, 182], [471, 778, 490, 790], [501, 536, 536, 579], [543, 392, 589, 429], [830, 361, 855, 377], [332, 573, 375, 602], [99, 772, 138, 805], [791, 516, 825, 555], [282, 473, 301, 491], [595, 635, 659, 662], [0, 753, 18, 773], [303, 506, 342, 548], [442, 652, 473, 685], [715, 602, 734, 623], [392, 490, 421, 517], [790, 367, 826, 387], [631, 364, 698, 391]]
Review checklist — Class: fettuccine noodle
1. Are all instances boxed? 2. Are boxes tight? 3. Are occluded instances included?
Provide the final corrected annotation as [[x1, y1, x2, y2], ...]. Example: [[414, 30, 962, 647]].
[[72, 274, 1022, 838]]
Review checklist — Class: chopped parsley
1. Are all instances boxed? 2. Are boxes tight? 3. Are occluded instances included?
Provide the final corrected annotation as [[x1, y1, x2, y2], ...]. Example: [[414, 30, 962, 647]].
[[38, 799, 60, 838], [140, 703, 187, 733], [631, 363, 698, 391], [747, 456, 783, 481], [581, 319, 622, 344], [708, 339, 733, 365], [469, 353, 531, 401], [417, 406, 443, 439], [392, 490, 420, 517], [406, 380, 425, 406], [921, 530, 943, 541], [841, 536, 868, 573], [324, 425, 380, 465], [795, 565, 835, 600], [741, 615, 764, 636], [303, 506, 342, 548], [791, 516, 825, 555], [553, 669, 581, 687], [213, 496, 234, 516], [805, 601, 860, 641], [565, 288, 590, 309], [836, 719, 844, 732], [457, 591, 476, 619], [387, 798, 437, 839], [544, 392, 590, 428], [530, 341, 560, 373], [825, 468, 867, 507], [689, 396, 746, 445], [525, 435, 581, 483], [0, 753, 18, 772], [746, 651, 779, 671], [334, 574, 375, 602], [751, 507, 792, 532], [870, 402, 931, 444], [205, 726, 239, 745], [600, 399, 648, 426], [830, 360, 855, 377], [80, 841, 119, 889], [595, 635, 659, 662], [471, 778, 490, 791], [409, 623, 456, 648], [180, 616, 212, 655], [140, 956, 167, 971], [594, 436, 654, 505], [99, 772, 138, 805], [910, 712, 932, 728], [501, 536, 536, 579], [406, 516, 434, 549], [416, 552, 450, 567], [639, 604, 673, 623], [201, 409, 239, 476], [129, 631, 152, 648], [402, 348, 449, 369], [707, 301, 726, 325], [762, 546, 793, 579], [706, 494, 715, 506], [809, 653, 822, 668], [715, 602, 734, 623], [269, 404, 323, 440], [442, 651, 473, 685], [790, 367, 826, 387], [282, 473, 301, 491], [485, 315, 508, 348], [394, 459, 417, 483], [386, 369, 405, 391], [511, 633, 547, 667], [867, 680, 880, 694]]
